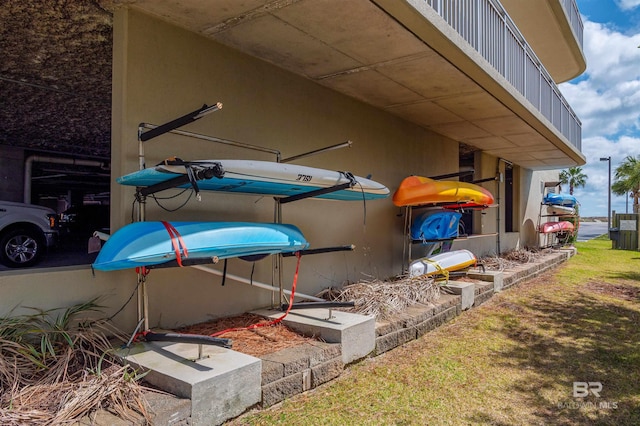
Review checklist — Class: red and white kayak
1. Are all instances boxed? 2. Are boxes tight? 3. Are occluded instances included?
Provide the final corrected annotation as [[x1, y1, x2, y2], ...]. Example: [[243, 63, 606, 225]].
[[540, 221, 575, 234]]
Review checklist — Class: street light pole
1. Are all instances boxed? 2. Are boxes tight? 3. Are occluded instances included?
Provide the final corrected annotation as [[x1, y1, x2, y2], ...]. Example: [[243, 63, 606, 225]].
[[600, 157, 612, 231]]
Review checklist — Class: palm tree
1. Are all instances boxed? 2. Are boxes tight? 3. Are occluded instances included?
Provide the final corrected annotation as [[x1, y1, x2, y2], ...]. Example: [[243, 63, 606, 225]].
[[612, 155, 640, 214], [559, 166, 587, 195]]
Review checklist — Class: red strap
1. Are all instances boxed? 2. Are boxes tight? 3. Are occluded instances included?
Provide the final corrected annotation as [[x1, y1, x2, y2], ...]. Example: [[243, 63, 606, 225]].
[[135, 266, 150, 276], [161, 221, 189, 267], [210, 252, 302, 337]]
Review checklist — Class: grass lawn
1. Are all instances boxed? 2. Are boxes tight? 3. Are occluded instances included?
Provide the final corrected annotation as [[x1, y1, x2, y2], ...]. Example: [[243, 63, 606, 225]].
[[230, 237, 640, 425]]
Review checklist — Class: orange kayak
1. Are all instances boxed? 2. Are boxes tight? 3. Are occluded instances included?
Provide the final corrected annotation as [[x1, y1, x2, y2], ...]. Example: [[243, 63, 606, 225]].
[[393, 176, 495, 208]]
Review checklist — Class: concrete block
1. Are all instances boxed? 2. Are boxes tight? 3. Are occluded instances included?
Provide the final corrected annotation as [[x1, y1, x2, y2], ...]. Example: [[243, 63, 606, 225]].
[[261, 372, 303, 407], [118, 341, 261, 426], [254, 308, 375, 364], [467, 270, 504, 293], [261, 359, 284, 385], [473, 283, 494, 306], [375, 318, 403, 337], [145, 391, 191, 425], [400, 303, 436, 327], [261, 345, 310, 376], [307, 341, 342, 366], [311, 358, 343, 387], [375, 331, 400, 355], [432, 293, 459, 314], [415, 306, 458, 337], [442, 281, 475, 310]]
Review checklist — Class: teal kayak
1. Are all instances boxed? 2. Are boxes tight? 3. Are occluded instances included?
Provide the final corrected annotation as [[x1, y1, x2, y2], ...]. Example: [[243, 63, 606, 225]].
[[92, 221, 309, 271]]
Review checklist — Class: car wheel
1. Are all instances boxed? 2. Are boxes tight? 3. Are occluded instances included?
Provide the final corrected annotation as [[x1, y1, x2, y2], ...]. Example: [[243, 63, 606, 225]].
[[0, 228, 44, 268]]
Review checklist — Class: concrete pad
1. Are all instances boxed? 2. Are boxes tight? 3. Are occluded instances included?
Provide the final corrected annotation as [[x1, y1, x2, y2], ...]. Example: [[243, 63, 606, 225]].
[[467, 270, 504, 292], [117, 341, 261, 426], [559, 247, 577, 257], [441, 281, 475, 310], [254, 308, 375, 364]]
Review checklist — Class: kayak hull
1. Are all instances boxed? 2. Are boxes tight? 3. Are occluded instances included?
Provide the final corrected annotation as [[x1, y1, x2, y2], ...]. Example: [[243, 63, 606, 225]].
[[408, 249, 477, 277], [410, 210, 462, 241], [543, 193, 577, 207], [540, 221, 575, 234], [393, 176, 494, 208], [545, 204, 576, 216], [93, 221, 309, 271]]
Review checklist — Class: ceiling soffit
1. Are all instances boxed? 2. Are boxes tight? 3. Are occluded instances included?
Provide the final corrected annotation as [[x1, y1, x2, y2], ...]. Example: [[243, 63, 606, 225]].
[[123, 0, 582, 169]]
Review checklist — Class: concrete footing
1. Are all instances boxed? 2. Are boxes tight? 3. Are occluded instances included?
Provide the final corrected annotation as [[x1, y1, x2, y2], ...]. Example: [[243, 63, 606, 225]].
[[253, 307, 376, 364], [468, 269, 504, 292], [441, 281, 475, 310], [117, 341, 261, 426]]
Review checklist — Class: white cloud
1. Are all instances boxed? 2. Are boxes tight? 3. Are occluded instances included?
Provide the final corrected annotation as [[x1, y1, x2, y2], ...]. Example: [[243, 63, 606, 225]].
[[560, 21, 640, 138], [616, 0, 640, 11], [568, 135, 640, 216], [557, 16, 640, 216]]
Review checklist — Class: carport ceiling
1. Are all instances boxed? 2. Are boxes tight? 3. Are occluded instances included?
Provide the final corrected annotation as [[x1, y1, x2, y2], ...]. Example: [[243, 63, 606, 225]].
[[0, 1, 113, 159], [1, 1, 578, 169]]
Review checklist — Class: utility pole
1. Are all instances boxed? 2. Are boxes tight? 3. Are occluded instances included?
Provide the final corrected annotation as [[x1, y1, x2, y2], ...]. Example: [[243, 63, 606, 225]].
[[600, 157, 612, 231]]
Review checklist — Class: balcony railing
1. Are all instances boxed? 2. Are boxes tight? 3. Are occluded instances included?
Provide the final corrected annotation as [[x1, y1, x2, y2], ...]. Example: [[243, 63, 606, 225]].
[[423, 0, 582, 151]]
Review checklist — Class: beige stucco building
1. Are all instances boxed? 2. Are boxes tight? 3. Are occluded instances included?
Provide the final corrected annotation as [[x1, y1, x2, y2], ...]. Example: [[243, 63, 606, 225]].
[[1, 0, 586, 331]]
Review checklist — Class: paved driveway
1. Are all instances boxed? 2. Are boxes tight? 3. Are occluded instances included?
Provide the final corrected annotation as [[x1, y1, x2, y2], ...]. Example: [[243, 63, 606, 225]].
[[577, 221, 609, 242]]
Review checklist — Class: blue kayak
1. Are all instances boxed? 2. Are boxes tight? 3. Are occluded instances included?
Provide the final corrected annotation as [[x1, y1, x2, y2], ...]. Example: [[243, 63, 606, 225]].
[[93, 221, 309, 271], [410, 210, 462, 241], [543, 193, 578, 207]]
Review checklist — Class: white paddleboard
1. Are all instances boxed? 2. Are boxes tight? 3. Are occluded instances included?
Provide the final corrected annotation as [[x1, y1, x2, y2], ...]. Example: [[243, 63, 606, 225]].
[[117, 159, 389, 201], [409, 249, 477, 277]]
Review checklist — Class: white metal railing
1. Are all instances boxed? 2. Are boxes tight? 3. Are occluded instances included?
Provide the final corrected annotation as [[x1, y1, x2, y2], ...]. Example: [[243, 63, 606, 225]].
[[423, 0, 583, 151]]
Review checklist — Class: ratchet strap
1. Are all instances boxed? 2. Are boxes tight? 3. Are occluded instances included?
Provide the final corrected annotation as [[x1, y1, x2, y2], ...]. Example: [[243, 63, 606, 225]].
[[161, 221, 189, 267]]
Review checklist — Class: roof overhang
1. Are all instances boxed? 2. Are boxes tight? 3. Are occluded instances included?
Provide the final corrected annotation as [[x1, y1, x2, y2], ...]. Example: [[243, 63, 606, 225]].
[[500, 0, 586, 83], [119, 0, 585, 170]]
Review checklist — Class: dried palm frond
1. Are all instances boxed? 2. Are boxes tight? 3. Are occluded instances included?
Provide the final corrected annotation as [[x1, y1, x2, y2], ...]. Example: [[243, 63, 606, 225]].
[[479, 247, 553, 271], [0, 299, 154, 425], [318, 274, 440, 320], [1, 365, 150, 425]]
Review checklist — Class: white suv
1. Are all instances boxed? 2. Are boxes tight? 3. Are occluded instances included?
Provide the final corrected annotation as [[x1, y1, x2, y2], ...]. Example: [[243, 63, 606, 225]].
[[0, 201, 58, 268]]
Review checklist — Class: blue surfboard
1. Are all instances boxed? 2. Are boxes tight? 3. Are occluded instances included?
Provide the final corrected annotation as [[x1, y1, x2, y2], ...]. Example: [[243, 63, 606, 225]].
[[93, 221, 309, 271]]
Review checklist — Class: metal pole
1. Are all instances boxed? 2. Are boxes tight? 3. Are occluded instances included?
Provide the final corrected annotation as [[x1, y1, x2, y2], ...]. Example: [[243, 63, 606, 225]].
[[190, 264, 325, 302], [600, 157, 611, 231], [280, 140, 352, 163], [608, 158, 612, 231]]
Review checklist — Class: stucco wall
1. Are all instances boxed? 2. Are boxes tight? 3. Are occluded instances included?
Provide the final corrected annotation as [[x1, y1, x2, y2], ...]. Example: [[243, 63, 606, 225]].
[[1, 8, 560, 331], [107, 8, 464, 328], [521, 169, 562, 248]]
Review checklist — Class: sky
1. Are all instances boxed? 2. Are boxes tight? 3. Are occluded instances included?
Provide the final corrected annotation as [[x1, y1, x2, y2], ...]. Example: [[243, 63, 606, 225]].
[[557, 0, 640, 217]]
